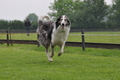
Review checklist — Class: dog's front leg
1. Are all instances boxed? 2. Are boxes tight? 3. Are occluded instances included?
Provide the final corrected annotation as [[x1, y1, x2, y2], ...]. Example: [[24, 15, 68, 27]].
[[50, 45, 54, 58], [46, 47, 53, 62], [58, 43, 65, 57]]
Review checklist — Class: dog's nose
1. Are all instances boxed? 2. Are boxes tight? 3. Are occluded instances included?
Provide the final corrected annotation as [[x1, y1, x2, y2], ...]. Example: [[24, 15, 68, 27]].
[[62, 23, 64, 26]]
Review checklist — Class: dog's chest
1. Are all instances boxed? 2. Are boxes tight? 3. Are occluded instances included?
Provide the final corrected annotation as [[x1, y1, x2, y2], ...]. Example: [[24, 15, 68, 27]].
[[51, 27, 69, 46]]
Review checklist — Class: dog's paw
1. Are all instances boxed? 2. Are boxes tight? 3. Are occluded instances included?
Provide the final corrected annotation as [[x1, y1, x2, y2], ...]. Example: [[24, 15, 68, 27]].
[[46, 54, 53, 62], [48, 57, 53, 62], [58, 52, 62, 57]]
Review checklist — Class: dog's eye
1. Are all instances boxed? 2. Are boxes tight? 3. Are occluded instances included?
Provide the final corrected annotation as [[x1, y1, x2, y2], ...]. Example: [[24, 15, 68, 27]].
[[65, 19, 67, 21], [60, 19, 63, 21]]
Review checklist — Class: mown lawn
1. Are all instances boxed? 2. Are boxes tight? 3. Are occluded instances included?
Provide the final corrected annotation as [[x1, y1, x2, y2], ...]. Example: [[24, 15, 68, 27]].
[[0, 44, 120, 80], [67, 31, 120, 43]]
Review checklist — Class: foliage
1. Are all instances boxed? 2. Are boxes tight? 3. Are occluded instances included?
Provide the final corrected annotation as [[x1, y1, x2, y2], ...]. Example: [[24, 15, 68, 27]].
[[25, 13, 38, 29], [0, 20, 25, 30], [25, 13, 38, 22], [106, 0, 120, 29], [30, 21, 38, 29], [49, 0, 75, 17], [82, 0, 108, 29], [0, 20, 9, 30], [49, 0, 109, 29], [0, 13, 38, 30]]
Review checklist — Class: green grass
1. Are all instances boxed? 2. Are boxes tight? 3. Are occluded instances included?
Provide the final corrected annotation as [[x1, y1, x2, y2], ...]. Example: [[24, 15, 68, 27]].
[[67, 32, 120, 43], [0, 44, 120, 80]]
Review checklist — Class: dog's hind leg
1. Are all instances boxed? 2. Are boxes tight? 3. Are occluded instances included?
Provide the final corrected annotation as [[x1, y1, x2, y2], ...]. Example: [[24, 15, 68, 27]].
[[58, 43, 65, 57], [46, 47, 53, 62]]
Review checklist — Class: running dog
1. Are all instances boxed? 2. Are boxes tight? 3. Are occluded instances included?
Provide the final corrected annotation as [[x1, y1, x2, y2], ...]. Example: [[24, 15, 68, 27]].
[[36, 15, 71, 62]]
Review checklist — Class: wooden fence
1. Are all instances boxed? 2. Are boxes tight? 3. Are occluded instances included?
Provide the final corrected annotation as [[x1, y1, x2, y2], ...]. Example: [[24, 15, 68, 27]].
[[0, 30, 120, 50]]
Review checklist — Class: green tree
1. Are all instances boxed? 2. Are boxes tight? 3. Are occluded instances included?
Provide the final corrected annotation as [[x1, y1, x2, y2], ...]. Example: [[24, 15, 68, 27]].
[[107, 0, 120, 29], [49, 0, 108, 29], [25, 13, 38, 22], [0, 14, 39, 30], [106, 5, 114, 29], [0, 20, 9, 30], [49, 0, 75, 18], [82, 0, 108, 29], [49, 0, 84, 28], [113, 0, 120, 28], [0, 20, 25, 30], [9, 20, 25, 30], [25, 13, 38, 29]]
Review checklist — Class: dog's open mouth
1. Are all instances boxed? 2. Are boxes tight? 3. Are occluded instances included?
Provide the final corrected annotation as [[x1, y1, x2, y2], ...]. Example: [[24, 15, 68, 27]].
[[62, 26, 64, 29], [61, 24, 65, 29]]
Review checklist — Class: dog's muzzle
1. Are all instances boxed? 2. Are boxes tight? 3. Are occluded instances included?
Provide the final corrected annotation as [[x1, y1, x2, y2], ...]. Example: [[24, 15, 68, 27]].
[[61, 23, 65, 29]]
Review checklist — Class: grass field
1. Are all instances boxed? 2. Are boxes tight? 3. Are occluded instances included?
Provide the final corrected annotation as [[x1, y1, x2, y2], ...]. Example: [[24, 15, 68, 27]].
[[0, 31, 120, 80], [0, 44, 120, 80], [67, 32, 120, 43], [0, 31, 120, 43]]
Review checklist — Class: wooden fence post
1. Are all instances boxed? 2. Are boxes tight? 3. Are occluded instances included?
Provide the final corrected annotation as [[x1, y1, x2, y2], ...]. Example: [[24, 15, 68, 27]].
[[6, 30, 9, 46], [37, 34, 40, 47], [81, 30, 85, 51], [9, 28, 13, 46]]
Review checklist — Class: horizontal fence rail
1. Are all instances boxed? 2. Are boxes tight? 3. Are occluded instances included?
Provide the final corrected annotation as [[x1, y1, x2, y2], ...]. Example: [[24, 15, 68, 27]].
[[1, 33, 120, 36], [70, 34, 120, 36], [0, 29, 120, 50], [0, 39, 120, 49]]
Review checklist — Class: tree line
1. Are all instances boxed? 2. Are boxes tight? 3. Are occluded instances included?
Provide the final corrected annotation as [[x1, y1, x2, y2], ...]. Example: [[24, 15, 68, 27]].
[[0, 0, 120, 30], [0, 13, 38, 30]]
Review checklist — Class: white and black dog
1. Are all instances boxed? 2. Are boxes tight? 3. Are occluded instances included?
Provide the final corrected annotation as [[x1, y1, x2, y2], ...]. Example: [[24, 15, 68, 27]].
[[36, 15, 71, 62]]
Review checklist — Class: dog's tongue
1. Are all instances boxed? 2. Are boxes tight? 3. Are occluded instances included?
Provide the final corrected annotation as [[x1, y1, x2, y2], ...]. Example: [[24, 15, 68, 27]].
[[62, 26, 64, 29]]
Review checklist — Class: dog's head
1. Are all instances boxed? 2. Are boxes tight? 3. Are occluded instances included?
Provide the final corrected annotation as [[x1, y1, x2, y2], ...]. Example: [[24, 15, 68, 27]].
[[56, 15, 71, 29]]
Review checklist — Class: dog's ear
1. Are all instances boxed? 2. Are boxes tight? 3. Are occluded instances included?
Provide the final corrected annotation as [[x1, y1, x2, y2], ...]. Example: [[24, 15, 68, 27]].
[[66, 18, 71, 26], [64, 15, 71, 26], [38, 20, 43, 26], [55, 16, 61, 29]]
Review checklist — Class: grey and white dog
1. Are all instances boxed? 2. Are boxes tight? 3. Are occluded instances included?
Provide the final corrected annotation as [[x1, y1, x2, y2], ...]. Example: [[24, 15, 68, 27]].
[[36, 15, 71, 62]]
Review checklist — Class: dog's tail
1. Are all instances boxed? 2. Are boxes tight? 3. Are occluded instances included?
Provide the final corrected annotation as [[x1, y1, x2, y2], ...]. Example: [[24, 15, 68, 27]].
[[38, 15, 50, 22], [36, 15, 50, 33], [38, 15, 50, 26]]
